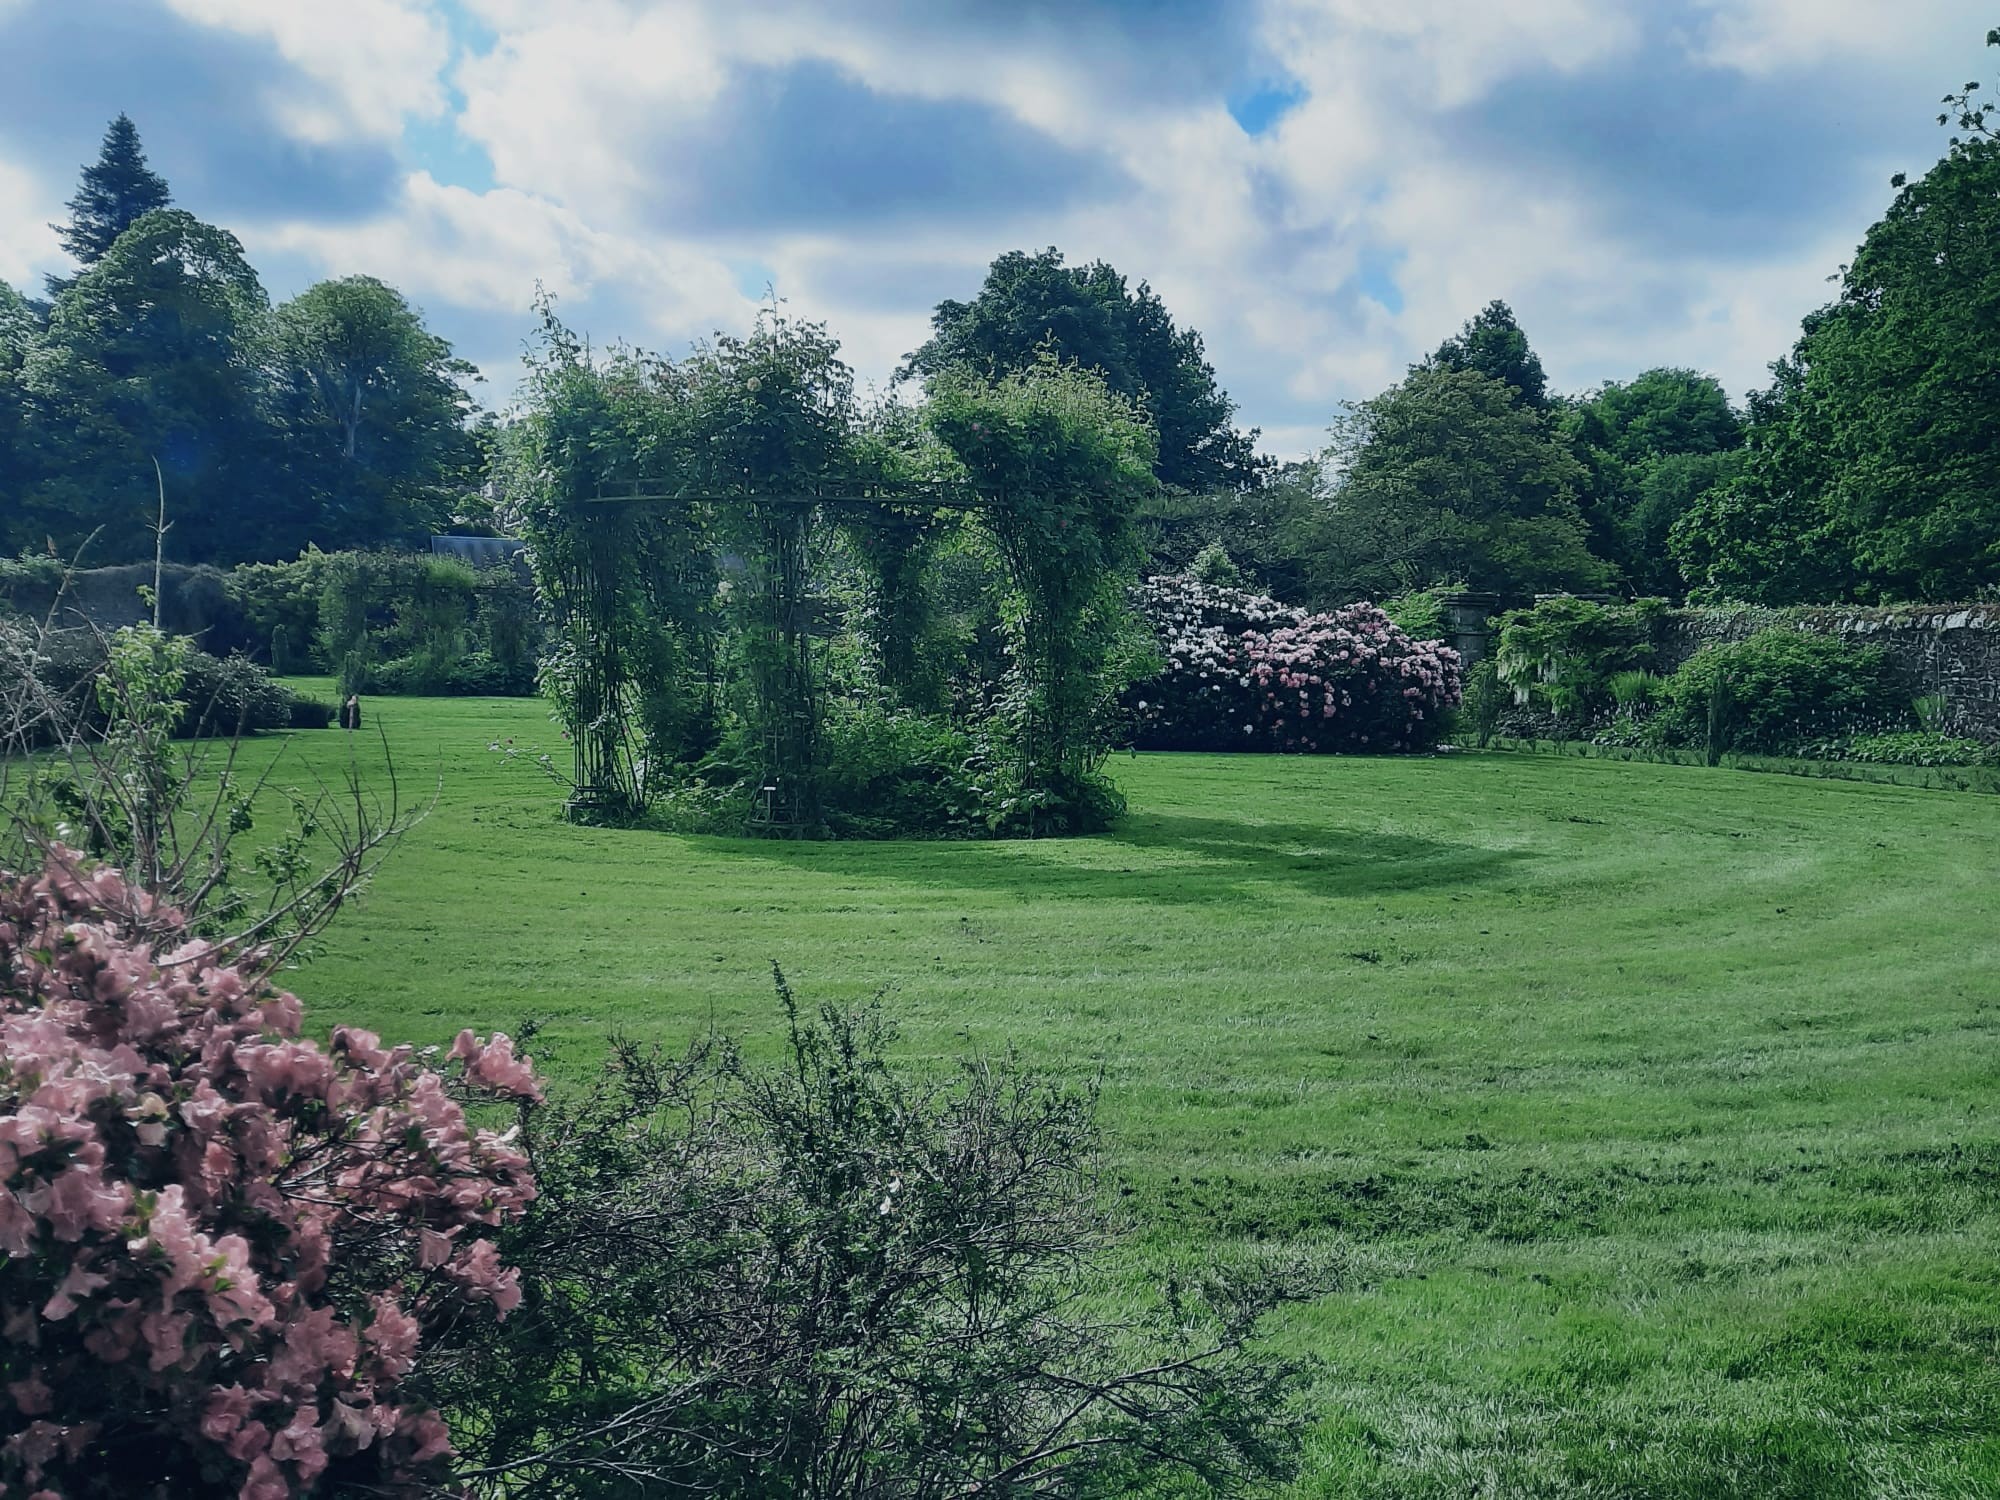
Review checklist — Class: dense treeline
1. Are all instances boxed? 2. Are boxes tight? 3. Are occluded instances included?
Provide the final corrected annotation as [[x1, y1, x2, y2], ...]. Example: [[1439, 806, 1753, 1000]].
[[9, 28, 2000, 611], [0, 116, 485, 567], [903, 53, 2000, 615]]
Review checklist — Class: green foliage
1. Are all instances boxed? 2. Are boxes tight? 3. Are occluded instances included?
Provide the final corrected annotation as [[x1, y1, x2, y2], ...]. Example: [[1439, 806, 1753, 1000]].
[[267, 275, 481, 552], [1303, 367, 1608, 603], [1655, 630, 1910, 753], [1136, 463, 1318, 598], [688, 311, 858, 830], [814, 701, 991, 839], [1493, 596, 1665, 717], [0, 619, 291, 744], [508, 304, 728, 824], [1422, 299, 1549, 409], [1461, 656, 1504, 747], [1188, 538, 1246, 587], [19, 209, 272, 565], [47, 113, 171, 287], [1381, 584, 1460, 641], [1668, 389, 1860, 605], [925, 357, 1156, 832], [1798, 728, 1998, 767], [1561, 369, 1743, 594], [288, 695, 335, 729], [435, 986, 1312, 1497], [1675, 38, 2000, 604], [0, 283, 35, 510], [228, 551, 331, 665], [6, 120, 481, 565], [1607, 669, 1661, 709], [313, 550, 536, 696], [907, 246, 1262, 492], [176, 648, 294, 736]]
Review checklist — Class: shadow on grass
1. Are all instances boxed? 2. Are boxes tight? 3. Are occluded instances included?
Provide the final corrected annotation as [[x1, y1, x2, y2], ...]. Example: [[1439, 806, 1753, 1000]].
[[679, 811, 1533, 907]]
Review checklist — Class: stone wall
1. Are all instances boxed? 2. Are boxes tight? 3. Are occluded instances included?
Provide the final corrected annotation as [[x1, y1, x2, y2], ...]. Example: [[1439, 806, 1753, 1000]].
[[1656, 604, 2000, 740]]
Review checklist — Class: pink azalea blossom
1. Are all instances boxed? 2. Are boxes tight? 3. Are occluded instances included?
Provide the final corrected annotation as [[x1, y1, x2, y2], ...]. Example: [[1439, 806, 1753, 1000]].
[[0, 852, 541, 1498]]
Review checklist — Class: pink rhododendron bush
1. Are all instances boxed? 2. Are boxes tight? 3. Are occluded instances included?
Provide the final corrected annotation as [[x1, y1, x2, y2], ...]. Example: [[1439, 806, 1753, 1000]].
[[1126, 575, 1463, 753], [0, 853, 539, 1500]]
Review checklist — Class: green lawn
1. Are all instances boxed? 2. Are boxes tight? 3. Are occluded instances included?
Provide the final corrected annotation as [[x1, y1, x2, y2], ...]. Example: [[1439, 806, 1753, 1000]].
[[262, 693, 2000, 1497]]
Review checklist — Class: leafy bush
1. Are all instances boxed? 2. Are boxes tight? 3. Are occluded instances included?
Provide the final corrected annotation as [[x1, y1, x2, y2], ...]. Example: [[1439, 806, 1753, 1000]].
[[1493, 596, 1665, 718], [0, 620, 292, 743], [1795, 729, 1998, 767], [1188, 539, 1247, 588], [430, 982, 1320, 1498], [1461, 657, 1504, 748], [1607, 669, 1662, 710], [315, 552, 539, 697], [0, 852, 539, 1499], [1381, 583, 1463, 643], [1654, 629, 1910, 753], [227, 553, 331, 669], [373, 650, 534, 697], [1126, 575, 1462, 754], [816, 701, 990, 839], [289, 695, 336, 729], [647, 702, 1127, 840], [177, 650, 294, 736]]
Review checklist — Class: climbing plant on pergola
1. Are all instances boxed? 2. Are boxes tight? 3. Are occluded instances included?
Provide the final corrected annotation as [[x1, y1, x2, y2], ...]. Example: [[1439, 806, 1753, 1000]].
[[503, 307, 1156, 837]]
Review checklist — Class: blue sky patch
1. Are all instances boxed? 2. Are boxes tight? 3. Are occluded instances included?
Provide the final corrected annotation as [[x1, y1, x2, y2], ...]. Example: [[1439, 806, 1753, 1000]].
[[1228, 78, 1306, 137]]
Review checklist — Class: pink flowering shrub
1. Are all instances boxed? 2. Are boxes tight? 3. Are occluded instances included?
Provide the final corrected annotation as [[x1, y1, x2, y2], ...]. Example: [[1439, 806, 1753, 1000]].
[[1127, 575, 1463, 754], [0, 853, 539, 1499]]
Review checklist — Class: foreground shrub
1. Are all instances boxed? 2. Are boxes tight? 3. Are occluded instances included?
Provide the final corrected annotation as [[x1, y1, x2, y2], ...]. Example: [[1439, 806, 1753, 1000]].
[[433, 978, 1323, 1498], [0, 854, 539, 1499], [1126, 574, 1461, 753], [1654, 629, 1909, 753]]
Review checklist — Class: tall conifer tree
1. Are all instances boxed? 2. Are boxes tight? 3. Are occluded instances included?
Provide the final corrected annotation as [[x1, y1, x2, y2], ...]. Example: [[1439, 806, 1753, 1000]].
[[47, 114, 171, 294]]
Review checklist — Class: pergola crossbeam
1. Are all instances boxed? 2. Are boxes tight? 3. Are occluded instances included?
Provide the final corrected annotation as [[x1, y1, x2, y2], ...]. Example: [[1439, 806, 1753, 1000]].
[[588, 479, 1000, 510]]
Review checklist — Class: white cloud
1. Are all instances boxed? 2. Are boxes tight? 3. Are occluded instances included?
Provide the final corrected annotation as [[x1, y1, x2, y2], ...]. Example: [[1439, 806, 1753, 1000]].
[[454, 0, 731, 221], [1689, 0, 1989, 75], [161, 0, 451, 141], [0, 156, 57, 287], [1263, 0, 1642, 109], [248, 171, 750, 341], [8, 0, 1976, 460]]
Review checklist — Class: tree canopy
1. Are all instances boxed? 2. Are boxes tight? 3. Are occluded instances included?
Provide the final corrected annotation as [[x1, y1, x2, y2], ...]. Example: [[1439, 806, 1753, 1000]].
[[19, 209, 271, 563], [47, 113, 172, 295], [1561, 368, 1742, 594], [268, 275, 481, 554], [1675, 132, 2000, 601], [1, 118, 482, 567], [905, 247, 1260, 493], [1421, 299, 1549, 410], [1298, 366, 1607, 603]]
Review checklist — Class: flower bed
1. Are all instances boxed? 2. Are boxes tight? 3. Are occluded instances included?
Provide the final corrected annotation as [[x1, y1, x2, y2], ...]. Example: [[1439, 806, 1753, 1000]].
[[1126, 575, 1462, 754]]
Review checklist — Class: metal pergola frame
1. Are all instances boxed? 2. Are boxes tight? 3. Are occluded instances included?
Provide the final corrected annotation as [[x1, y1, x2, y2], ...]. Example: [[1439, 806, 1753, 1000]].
[[561, 476, 1011, 831]]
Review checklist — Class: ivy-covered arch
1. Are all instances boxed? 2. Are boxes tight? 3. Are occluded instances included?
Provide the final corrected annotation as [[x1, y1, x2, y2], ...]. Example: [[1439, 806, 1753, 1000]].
[[503, 308, 1156, 838]]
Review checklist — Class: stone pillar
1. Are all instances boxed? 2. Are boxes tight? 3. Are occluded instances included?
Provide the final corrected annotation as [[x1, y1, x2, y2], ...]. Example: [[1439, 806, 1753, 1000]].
[[1435, 591, 1501, 667]]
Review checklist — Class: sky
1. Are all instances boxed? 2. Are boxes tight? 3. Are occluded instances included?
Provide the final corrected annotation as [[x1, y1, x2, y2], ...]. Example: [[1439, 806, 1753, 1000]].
[[0, 0, 1991, 459]]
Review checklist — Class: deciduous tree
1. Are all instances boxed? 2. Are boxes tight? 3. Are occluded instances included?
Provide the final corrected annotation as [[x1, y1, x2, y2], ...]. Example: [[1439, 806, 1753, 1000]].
[[20, 210, 271, 565], [268, 276, 479, 553], [907, 248, 1261, 492]]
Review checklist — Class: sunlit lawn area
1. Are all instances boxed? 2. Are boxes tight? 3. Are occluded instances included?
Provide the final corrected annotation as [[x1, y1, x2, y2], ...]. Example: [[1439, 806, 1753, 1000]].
[[257, 690, 2000, 1497]]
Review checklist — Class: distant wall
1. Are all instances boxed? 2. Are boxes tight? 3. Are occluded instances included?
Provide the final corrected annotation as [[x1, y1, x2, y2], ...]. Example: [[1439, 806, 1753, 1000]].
[[1658, 604, 2000, 740]]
